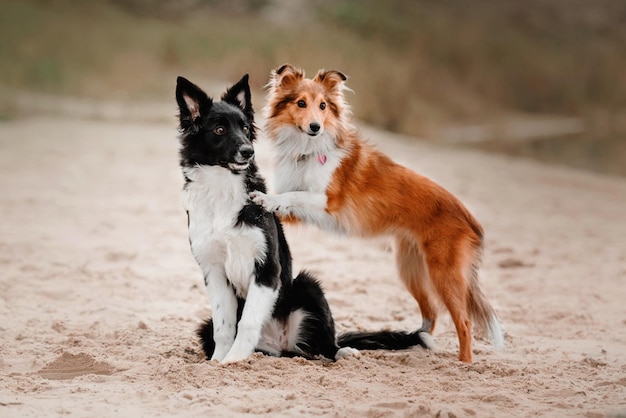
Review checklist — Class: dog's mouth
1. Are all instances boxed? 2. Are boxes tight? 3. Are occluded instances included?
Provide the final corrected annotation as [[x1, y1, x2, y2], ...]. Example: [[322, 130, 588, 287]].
[[228, 161, 250, 172], [226, 146, 255, 173]]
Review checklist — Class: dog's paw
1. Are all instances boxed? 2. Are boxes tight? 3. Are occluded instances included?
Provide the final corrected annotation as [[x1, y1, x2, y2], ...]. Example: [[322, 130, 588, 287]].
[[335, 347, 361, 360], [210, 347, 229, 363], [220, 357, 245, 365], [250, 191, 273, 210], [220, 351, 250, 365], [250, 191, 292, 215]]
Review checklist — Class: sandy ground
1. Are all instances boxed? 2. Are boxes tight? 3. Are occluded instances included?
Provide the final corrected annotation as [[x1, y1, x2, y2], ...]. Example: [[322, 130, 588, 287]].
[[1, 107, 626, 417]]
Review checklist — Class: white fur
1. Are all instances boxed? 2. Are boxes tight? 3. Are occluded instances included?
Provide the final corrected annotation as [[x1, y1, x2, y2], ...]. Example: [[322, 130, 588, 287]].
[[250, 190, 343, 233], [419, 332, 436, 350], [488, 317, 505, 350], [256, 309, 308, 356], [205, 269, 238, 361], [182, 165, 267, 296], [272, 127, 343, 194], [183, 164, 273, 363], [252, 126, 346, 233], [335, 347, 361, 360], [222, 283, 279, 363]]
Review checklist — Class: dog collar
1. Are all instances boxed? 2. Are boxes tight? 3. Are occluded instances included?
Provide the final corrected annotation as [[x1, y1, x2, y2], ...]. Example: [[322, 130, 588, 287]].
[[296, 154, 327, 165]]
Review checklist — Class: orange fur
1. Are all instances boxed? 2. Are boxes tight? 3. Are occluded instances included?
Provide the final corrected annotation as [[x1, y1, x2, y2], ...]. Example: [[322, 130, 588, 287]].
[[264, 64, 502, 363]]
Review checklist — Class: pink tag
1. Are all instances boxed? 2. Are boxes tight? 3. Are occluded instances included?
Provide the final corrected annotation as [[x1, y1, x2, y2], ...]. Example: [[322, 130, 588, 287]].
[[317, 155, 327, 165]]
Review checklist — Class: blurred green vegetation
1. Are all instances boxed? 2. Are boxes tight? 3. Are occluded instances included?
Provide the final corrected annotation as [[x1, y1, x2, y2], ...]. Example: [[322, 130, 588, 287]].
[[1, 0, 625, 174]]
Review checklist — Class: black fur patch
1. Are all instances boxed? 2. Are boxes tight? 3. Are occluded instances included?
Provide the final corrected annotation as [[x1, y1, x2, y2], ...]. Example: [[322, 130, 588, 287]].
[[237, 203, 265, 228]]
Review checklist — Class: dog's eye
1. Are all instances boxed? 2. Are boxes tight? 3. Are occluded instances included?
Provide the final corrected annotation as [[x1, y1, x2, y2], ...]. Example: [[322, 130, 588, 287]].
[[297, 100, 306, 108], [213, 126, 225, 135], [320, 102, 326, 110], [242, 125, 250, 134]]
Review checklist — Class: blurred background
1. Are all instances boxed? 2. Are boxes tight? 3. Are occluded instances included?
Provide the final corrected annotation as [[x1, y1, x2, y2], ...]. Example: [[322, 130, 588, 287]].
[[1, 0, 625, 176]]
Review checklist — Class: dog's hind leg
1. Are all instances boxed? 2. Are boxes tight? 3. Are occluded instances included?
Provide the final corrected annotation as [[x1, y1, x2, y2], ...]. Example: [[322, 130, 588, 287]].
[[395, 235, 438, 335], [288, 271, 359, 361], [423, 241, 474, 363], [289, 271, 339, 360]]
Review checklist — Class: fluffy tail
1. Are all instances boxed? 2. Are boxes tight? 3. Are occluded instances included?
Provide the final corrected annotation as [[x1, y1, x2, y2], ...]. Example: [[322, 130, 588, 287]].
[[337, 329, 434, 351], [196, 318, 216, 359], [468, 264, 505, 350]]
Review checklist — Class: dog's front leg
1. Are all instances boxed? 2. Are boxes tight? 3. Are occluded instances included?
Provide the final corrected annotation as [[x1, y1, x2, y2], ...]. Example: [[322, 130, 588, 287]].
[[250, 191, 343, 233], [204, 267, 238, 362], [221, 281, 279, 364]]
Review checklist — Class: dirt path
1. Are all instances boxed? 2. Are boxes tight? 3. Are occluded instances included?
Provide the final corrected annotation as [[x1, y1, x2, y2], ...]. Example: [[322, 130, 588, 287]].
[[1, 112, 625, 417]]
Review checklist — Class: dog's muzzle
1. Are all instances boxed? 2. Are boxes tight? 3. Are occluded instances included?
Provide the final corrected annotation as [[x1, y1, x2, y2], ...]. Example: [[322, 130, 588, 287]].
[[228, 144, 254, 172]]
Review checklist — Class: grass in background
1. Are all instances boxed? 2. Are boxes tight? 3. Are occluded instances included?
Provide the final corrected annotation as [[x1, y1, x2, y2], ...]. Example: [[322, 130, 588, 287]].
[[1, 0, 625, 175], [2, 0, 625, 123]]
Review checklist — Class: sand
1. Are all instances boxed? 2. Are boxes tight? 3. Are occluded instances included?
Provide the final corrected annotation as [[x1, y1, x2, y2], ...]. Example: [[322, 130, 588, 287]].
[[1, 106, 625, 417]]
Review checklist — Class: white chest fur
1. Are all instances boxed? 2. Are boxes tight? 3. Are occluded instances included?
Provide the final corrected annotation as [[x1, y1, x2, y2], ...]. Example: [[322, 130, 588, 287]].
[[182, 166, 267, 297], [272, 128, 345, 194]]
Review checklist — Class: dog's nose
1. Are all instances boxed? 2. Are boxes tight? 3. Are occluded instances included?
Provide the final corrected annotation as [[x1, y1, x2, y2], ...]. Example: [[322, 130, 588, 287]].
[[309, 122, 321, 133], [239, 144, 254, 160]]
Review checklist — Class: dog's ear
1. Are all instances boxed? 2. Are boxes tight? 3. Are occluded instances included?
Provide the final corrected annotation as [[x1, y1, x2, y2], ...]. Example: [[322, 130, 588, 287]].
[[176, 76, 212, 125], [313, 69, 348, 92], [271, 63, 304, 89], [222, 74, 252, 115]]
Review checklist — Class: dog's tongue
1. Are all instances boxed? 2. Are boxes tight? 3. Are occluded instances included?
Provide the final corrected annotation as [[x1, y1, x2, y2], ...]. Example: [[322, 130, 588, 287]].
[[317, 155, 327, 165]]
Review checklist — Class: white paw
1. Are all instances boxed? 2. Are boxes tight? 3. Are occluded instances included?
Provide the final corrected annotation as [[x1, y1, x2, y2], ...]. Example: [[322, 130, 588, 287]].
[[220, 357, 246, 365], [249, 191, 292, 215], [335, 347, 361, 360], [210, 345, 230, 363], [220, 350, 252, 364], [250, 191, 273, 211]]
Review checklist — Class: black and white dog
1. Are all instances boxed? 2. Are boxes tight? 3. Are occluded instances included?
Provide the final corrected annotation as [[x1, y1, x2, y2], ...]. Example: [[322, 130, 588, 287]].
[[176, 75, 359, 363]]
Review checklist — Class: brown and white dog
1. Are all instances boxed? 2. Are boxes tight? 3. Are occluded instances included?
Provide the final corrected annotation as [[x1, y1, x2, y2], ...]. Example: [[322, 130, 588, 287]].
[[251, 64, 504, 362]]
